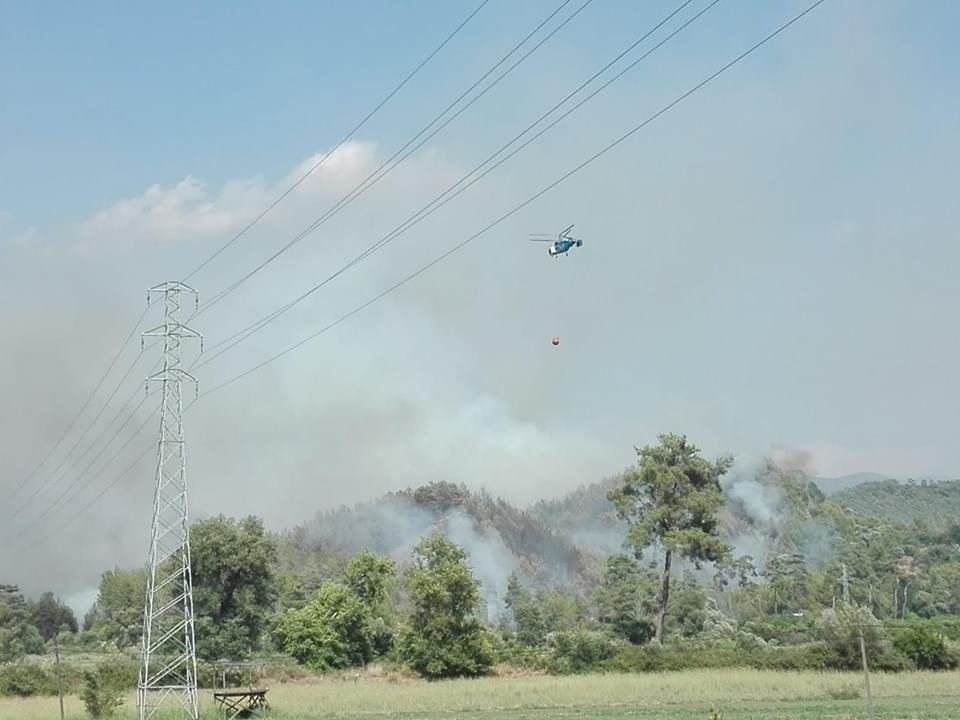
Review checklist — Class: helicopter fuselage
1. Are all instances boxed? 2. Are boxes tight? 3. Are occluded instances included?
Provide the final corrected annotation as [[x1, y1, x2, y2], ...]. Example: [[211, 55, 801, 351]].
[[548, 238, 583, 256]]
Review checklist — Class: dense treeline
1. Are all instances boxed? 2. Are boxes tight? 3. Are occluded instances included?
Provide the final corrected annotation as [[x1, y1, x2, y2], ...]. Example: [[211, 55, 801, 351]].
[[4, 433, 960, 710], [833, 477, 960, 527]]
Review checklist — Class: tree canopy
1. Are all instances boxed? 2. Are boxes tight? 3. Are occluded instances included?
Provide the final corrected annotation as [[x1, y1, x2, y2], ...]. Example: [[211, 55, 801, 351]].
[[608, 433, 734, 641]]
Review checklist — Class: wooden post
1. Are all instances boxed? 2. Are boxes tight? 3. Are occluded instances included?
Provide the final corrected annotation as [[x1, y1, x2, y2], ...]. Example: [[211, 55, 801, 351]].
[[857, 618, 875, 720], [54, 633, 65, 720]]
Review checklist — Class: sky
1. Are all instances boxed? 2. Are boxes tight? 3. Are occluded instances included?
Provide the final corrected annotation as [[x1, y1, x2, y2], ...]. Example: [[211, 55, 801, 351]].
[[1, 0, 959, 612]]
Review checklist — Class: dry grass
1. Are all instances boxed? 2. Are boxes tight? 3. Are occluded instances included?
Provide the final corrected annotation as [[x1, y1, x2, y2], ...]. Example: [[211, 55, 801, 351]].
[[5, 667, 960, 719]]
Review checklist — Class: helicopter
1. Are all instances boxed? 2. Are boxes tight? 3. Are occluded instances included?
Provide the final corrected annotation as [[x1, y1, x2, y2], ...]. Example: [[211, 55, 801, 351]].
[[529, 224, 584, 257]]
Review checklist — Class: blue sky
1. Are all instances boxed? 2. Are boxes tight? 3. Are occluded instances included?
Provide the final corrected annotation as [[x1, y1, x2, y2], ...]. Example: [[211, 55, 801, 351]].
[[3, 0, 900, 222], [1, 0, 959, 599]]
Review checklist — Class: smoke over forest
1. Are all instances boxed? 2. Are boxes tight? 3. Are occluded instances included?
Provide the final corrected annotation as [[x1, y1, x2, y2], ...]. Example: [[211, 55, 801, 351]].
[[283, 455, 840, 621]]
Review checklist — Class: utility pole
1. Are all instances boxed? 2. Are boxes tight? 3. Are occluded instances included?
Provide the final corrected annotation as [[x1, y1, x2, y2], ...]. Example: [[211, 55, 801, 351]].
[[138, 282, 202, 720], [843, 563, 874, 720], [54, 633, 65, 720]]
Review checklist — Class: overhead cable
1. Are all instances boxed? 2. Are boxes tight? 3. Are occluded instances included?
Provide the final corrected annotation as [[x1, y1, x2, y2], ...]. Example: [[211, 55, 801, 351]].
[[198, 0, 828, 398], [192, 0, 594, 318], [190, 0, 708, 370], [181, 0, 491, 283]]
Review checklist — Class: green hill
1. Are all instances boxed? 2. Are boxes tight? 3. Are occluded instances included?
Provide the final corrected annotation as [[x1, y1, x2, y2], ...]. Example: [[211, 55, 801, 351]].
[[527, 459, 834, 569], [273, 468, 960, 623], [811, 472, 894, 494], [832, 478, 960, 526], [278, 481, 607, 619]]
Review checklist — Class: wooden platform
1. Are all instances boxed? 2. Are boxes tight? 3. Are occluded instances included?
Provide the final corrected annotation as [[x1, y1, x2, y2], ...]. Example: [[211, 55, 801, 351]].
[[212, 689, 270, 719]]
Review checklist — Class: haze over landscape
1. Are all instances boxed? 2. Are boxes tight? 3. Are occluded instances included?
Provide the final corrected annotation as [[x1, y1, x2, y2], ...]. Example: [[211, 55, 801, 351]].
[[2, 0, 958, 625]]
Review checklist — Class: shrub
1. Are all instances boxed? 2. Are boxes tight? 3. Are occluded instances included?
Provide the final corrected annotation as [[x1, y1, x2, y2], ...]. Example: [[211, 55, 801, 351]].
[[893, 626, 959, 670], [0, 661, 55, 697], [492, 637, 549, 670], [599, 639, 844, 674], [547, 629, 626, 674], [81, 659, 131, 719]]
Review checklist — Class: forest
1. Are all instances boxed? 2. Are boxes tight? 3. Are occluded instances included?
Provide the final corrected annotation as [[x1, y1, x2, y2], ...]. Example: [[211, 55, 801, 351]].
[[3, 432, 960, 710]]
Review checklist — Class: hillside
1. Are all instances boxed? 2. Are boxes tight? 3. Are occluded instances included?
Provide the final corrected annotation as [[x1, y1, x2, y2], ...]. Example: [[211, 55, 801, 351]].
[[811, 472, 894, 494], [278, 481, 607, 619], [273, 467, 960, 624], [527, 459, 834, 570], [832, 478, 960, 526]]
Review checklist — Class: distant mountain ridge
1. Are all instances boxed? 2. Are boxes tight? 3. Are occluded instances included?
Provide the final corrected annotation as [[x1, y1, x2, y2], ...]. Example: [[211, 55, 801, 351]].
[[810, 472, 894, 494], [811, 472, 957, 495]]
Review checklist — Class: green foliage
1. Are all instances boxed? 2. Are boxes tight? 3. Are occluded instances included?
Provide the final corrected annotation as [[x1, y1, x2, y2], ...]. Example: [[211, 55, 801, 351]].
[[396, 535, 495, 679], [601, 638, 836, 673], [815, 604, 904, 670], [15, 452, 960, 683], [0, 584, 45, 661], [742, 613, 818, 645], [86, 568, 147, 651], [344, 550, 396, 609], [189, 514, 280, 661], [666, 573, 710, 638], [834, 478, 960, 526], [273, 582, 373, 671], [289, 480, 603, 599], [546, 628, 625, 673], [503, 574, 588, 648], [80, 659, 130, 718], [592, 555, 657, 644], [272, 551, 398, 671], [608, 434, 734, 642], [893, 625, 959, 670], [26, 591, 78, 641], [0, 661, 55, 697]]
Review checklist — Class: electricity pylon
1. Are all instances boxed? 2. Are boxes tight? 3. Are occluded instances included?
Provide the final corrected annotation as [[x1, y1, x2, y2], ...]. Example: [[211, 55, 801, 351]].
[[138, 282, 202, 720]]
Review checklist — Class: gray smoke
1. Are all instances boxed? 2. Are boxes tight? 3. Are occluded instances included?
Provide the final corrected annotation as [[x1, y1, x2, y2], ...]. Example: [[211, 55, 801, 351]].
[[299, 491, 548, 622], [720, 454, 838, 573], [441, 510, 516, 622]]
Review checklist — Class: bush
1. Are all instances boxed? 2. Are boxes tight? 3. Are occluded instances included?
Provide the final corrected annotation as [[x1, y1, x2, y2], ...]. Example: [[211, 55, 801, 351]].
[[0, 661, 55, 697], [396, 620, 496, 679], [81, 659, 132, 719], [598, 639, 843, 674], [494, 638, 550, 671], [546, 629, 626, 674], [743, 614, 818, 645], [894, 626, 960, 670]]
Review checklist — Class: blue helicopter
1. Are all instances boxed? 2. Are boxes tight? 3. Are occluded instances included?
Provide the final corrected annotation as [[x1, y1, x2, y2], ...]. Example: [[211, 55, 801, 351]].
[[529, 224, 584, 257]]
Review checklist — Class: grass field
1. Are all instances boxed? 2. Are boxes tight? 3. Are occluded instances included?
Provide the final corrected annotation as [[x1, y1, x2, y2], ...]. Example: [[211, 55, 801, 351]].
[[5, 668, 960, 719]]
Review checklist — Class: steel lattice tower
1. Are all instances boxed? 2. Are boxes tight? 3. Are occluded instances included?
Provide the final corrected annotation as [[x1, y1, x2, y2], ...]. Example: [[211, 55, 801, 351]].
[[138, 282, 202, 720]]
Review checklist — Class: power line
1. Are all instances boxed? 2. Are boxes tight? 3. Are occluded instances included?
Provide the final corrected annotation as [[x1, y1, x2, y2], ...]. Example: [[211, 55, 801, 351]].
[[5, 0, 489, 511], [9, 0, 700, 533], [0, 360, 160, 535], [199, 0, 828, 398], [46, 440, 157, 536], [188, 0, 706, 371], [2, 305, 149, 504], [9, 399, 160, 543], [23, 0, 828, 542], [2, 331, 158, 520], [181, 0, 491, 284], [192, 0, 593, 318]]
